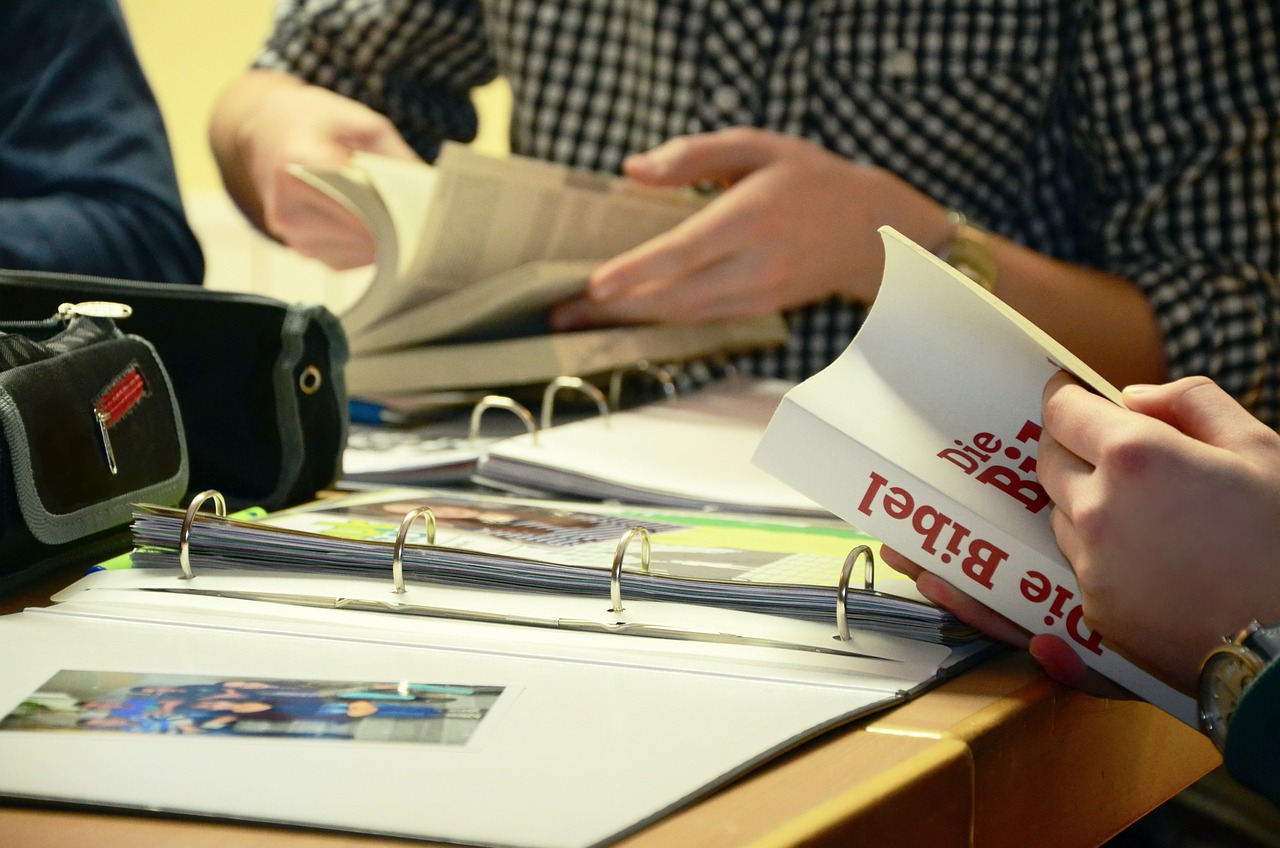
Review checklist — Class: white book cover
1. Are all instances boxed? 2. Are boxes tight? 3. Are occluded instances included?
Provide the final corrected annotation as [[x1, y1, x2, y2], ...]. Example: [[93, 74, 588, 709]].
[[753, 227, 1196, 725]]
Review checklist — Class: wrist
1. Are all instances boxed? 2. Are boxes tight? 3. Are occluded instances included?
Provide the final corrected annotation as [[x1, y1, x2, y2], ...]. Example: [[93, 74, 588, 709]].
[[938, 210, 997, 295], [1198, 620, 1280, 752]]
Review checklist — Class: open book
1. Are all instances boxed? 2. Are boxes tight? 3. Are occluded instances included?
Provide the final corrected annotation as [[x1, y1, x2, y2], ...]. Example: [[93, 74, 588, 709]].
[[0, 489, 991, 847], [292, 144, 788, 395], [753, 228, 1197, 726]]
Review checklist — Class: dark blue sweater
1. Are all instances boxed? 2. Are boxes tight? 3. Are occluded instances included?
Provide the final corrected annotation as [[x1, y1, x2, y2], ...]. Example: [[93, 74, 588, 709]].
[[0, 0, 203, 284]]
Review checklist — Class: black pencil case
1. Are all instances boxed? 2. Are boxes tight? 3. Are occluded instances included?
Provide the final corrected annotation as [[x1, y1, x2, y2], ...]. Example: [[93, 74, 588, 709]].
[[0, 304, 188, 590], [0, 271, 350, 517]]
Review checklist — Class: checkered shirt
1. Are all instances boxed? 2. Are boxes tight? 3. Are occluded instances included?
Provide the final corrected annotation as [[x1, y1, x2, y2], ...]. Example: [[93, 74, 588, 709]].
[[257, 0, 1280, 427]]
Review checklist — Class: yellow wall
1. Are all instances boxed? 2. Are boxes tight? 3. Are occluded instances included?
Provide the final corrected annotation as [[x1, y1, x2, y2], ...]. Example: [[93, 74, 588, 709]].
[[118, 0, 276, 194], [118, 0, 511, 196]]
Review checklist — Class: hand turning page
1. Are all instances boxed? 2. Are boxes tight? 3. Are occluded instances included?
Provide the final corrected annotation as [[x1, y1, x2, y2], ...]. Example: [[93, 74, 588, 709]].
[[754, 227, 1196, 726]]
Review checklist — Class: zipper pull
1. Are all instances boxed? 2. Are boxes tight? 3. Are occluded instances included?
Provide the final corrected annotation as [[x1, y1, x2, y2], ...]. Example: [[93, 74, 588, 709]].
[[58, 301, 133, 322]]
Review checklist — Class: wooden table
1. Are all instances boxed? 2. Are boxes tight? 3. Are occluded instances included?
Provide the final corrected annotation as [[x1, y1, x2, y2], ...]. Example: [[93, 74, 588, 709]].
[[0, 563, 1219, 847]]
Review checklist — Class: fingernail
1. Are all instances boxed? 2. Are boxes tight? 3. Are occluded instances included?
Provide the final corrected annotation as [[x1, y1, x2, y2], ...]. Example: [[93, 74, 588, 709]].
[[1122, 384, 1157, 395]]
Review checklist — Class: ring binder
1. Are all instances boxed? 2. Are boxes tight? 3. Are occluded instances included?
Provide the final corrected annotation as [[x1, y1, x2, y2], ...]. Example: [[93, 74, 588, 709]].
[[835, 545, 875, 642], [133, 489, 967, 646], [608, 526, 651, 613], [540, 376, 610, 431], [392, 506, 437, 594], [608, 360, 677, 411], [178, 489, 226, 580], [469, 395, 537, 447]]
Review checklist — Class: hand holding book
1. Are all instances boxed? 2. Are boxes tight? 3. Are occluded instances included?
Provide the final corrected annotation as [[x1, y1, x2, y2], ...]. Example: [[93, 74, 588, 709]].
[[754, 228, 1199, 724]]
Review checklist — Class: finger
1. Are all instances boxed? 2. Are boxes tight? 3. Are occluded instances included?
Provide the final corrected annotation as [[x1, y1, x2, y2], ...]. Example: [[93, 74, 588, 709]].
[[553, 258, 763, 329], [1041, 372, 1148, 467], [265, 183, 376, 268], [878, 545, 924, 580], [623, 128, 780, 187], [589, 196, 754, 299], [1028, 634, 1132, 698], [1048, 506, 1085, 568], [916, 572, 1030, 648], [1122, 376, 1270, 451], [1035, 431, 1094, 528], [351, 125, 420, 161]]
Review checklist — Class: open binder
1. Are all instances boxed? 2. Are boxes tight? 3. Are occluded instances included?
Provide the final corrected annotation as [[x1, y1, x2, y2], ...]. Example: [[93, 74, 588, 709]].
[[339, 358, 733, 489], [342, 366, 828, 520], [127, 487, 975, 644], [0, 489, 993, 848], [469, 374, 829, 516]]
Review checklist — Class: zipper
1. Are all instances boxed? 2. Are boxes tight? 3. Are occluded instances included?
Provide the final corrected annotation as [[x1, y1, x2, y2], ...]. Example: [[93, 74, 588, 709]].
[[0, 301, 133, 332]]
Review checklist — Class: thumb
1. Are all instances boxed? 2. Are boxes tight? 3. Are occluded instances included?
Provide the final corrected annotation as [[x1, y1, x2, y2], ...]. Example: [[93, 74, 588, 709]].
[[623, 129, 775, 186], [1122, 376, 1265, 450], [352, 127, 420, 162]]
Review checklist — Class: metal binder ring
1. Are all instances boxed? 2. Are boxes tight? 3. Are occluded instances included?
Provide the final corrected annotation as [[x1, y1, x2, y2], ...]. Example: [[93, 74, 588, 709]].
[[469, 395, 537, 447], [835, 545, 875, 642], [392, 507, 437, 594], [607, 361, 677, 410], [179, 490, 227, 580], [608, 527, 651, 613], [540, 376, 610, 431]]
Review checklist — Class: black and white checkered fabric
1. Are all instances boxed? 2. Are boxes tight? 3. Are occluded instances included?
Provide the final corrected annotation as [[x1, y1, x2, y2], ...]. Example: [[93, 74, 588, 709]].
[[258, 0, 1280, 427]]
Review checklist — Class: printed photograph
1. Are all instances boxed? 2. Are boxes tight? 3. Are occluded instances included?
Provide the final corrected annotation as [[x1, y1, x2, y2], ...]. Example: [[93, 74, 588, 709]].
[[0, 671, 504, 744]]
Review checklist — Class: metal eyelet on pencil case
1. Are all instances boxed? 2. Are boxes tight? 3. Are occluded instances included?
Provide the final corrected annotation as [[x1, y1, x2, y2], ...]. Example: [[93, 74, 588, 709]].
[[0, 302, 188, 591]]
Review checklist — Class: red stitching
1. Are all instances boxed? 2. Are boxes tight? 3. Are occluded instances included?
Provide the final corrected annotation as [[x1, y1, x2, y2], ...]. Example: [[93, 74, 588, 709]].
[[94, 366, 147, 428]]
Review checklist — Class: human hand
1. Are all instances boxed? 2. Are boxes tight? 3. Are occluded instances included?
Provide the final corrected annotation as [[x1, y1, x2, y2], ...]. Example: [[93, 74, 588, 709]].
[[549, 127, 950, 330], [881, 545, 1126, 697], [235, 80, 420, 269], [1040, 372, 1280, 692]]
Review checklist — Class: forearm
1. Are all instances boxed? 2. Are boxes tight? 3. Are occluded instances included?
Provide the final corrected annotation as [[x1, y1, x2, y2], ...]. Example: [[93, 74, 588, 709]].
[[208, 69, 306, 233], [988, 235, 1167, 388], [878, 177, 1166, 389]]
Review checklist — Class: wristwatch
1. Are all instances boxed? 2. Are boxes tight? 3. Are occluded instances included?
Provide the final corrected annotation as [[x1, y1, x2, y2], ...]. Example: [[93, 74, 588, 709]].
[[1198, 620, 1280, 752], [940, 210, 997, 294]]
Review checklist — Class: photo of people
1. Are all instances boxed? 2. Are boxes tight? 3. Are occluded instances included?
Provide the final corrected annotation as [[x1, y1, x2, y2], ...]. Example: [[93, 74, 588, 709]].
[[0, 671, 504, 745]]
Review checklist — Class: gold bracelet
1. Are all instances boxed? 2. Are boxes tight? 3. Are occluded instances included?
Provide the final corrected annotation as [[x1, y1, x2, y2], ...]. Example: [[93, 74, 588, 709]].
[[940, 210, 997, 294]]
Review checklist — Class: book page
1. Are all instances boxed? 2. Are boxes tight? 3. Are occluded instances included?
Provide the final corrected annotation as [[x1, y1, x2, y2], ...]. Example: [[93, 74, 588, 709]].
[[296, 144, 712, 351], [287, 157, 437, 334], [348, 259, 596, 354]]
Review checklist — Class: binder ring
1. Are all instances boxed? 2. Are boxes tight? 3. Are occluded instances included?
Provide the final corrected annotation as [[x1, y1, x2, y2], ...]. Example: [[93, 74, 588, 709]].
[[608, 526, 651, 613], [392, 507, 437, 594], [540, 376, 610, 431], [469, 395, 537, 447], [179, 489, 227, 580], [608, 361, 677, 410], [835, 545, 875, 642]]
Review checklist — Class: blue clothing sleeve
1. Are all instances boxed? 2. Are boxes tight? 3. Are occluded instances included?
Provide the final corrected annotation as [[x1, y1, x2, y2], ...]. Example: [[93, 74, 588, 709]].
[[0, 0, 203, 284]]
